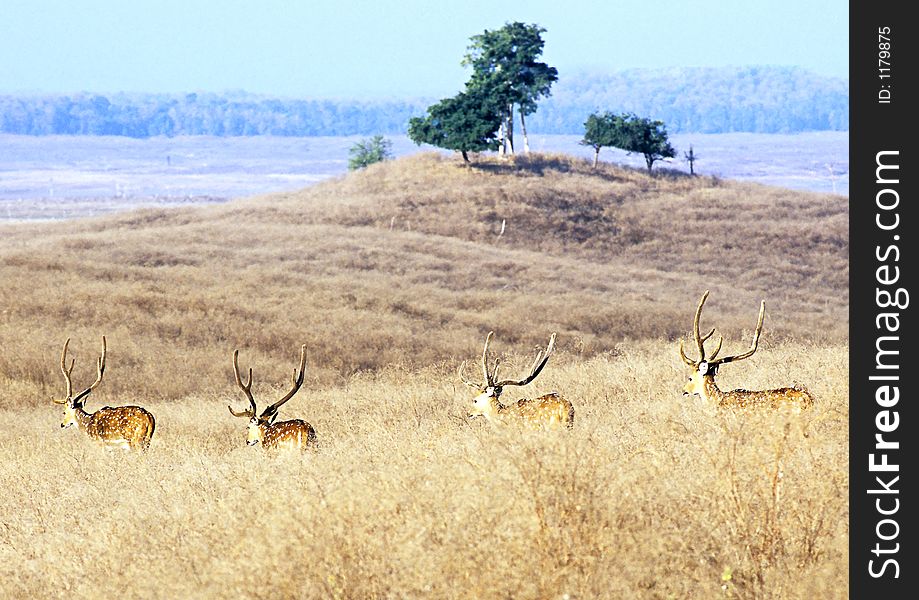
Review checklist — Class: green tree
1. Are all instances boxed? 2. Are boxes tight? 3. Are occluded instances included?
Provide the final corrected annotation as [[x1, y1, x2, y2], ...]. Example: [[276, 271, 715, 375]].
[[348, 135, 393, 171], [581, 112, 676, 173], [580, 111, 623, 168], [407, 90, 502, 162], [463, 22, 557, 155], [618, 114, 676, 173]]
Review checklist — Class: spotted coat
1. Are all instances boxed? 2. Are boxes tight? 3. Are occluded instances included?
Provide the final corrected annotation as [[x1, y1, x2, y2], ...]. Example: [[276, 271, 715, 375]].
[[473, 392, 575, 429], [67, 404, 156, 451], [694, 374, 814, 412], [250, 418, 318, 450]]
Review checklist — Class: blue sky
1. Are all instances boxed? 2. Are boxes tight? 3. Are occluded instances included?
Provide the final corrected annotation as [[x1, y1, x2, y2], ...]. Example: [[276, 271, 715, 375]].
[[1, 0, 848, 97]]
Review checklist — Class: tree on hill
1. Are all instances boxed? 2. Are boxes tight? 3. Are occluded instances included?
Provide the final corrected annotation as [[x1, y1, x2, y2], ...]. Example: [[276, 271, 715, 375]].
[[580, 112, 623, 168], [348, 135, 393, 170], [582, 111, 675, 173], [407, 90, 502, 162], [462, 22, 557, 155], [620, 114, 676, 173]]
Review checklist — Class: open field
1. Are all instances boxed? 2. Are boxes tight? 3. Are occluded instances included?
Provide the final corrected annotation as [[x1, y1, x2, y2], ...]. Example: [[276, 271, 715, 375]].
[[0, 132, 848, 221], [1, 342, 847, 599], [0, 153, 848, 597]]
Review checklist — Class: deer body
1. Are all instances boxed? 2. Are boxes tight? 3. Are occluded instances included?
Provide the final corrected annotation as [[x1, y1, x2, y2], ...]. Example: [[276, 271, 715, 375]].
[[247, 417, 317, 450], [63, 404, 155, 450], [679, 291, 814, 412], [55, 337, 156, 452], [461, 332, 574, 430], [472, 391, 574, 429], [685, 371, 814, 412]]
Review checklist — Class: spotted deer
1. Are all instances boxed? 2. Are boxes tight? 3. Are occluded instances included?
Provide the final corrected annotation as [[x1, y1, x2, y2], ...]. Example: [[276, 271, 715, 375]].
[[459, 331, 574, 429], [227, 345, 317, 450], [54, 337, 156, 451], [679, 291, 814, 411]]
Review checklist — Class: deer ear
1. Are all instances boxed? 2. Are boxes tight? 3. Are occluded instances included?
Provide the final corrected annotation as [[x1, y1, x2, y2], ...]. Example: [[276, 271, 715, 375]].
[[698, 361, 709, 375]]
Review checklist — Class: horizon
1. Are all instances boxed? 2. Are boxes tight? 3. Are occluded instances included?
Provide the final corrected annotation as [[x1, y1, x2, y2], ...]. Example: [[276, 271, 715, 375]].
[[2, 1, 847, 98], [1, 64, 848, 101]]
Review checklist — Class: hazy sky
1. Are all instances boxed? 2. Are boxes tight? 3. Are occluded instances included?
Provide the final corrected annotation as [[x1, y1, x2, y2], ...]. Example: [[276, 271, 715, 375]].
[[2, 0, 848, 97]]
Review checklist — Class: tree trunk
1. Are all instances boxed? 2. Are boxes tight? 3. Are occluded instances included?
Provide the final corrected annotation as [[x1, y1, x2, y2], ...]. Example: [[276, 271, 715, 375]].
[[646, 154, 654, 173], [505, 104, 514, 155], [593, 147, 600, 168], [498, 120, 506, 157], [462, 150, 469, 163], [520, 110, 530, 154]]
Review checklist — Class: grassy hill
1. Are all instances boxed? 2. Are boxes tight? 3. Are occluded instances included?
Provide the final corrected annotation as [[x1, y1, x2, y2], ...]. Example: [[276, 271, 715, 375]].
[[0, 152, 848, 598], [0, 152, 847, 402]]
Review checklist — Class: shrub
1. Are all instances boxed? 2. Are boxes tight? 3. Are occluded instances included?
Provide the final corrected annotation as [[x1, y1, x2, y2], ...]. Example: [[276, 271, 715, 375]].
[[348, 135, 393, 170]]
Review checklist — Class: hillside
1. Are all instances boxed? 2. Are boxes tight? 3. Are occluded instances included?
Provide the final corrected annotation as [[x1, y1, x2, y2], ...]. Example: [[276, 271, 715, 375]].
[[0, 152, 847, 403], [0, 153, 849, 598]]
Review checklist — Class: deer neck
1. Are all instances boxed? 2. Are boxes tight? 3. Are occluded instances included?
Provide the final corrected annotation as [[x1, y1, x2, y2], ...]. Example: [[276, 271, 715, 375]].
[[699, 375, 725, 404], [482, 396, 509, 423], [73, 405, 95, 434]]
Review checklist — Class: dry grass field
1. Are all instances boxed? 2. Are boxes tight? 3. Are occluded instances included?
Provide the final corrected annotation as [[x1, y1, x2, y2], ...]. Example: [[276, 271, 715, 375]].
[[0, 153, 847, 598]]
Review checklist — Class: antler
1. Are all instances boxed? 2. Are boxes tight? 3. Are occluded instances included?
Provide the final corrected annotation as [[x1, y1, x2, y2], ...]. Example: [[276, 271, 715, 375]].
[[228, 349, 257, 418], [679, 291, 719, 366], [57, 338, 75, 403], [494, 332, 556, 388], [260, 345, 307, 419], [69, 336, 107, 404], [458, 331, 497, 389], [709, 300, 765, 366], [481, 331, 495, 386], [457, 360, 481, 389], [679, 292, 765, 368]]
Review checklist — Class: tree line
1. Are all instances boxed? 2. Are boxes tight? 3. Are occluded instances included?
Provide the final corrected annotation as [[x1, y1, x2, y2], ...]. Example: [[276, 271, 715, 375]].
[[1, 70, 846, 139], [0, 93, 430, 137]]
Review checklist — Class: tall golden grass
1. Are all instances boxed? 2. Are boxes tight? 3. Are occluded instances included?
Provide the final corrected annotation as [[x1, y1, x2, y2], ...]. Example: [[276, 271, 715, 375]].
[[1, 342, 847, 598], [0, 153, 848, 597]]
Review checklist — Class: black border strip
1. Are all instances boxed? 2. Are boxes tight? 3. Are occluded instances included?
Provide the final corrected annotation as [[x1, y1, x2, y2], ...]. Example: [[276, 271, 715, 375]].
[[850, 1, 914, 596]]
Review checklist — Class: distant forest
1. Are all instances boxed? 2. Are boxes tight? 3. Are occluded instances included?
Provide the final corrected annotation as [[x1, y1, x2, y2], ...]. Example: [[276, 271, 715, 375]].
[[1, 66, 847, 137]]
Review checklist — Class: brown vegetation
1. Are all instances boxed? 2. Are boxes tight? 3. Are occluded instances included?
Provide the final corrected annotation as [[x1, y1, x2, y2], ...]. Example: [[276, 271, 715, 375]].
[[0, 153, 846, 403], [0, 343, 848, 598], [0, 153, 847, 597]]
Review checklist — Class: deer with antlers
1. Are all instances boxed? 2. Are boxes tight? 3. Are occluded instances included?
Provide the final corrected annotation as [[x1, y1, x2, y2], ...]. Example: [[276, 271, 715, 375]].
[[459, 331, 574, 429], [679, 291, 814, 411], [54, 337, 156, 451], [227, 345, 317, 450]]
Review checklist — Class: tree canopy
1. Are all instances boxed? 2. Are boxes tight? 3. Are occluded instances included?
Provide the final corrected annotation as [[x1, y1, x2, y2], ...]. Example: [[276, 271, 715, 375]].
[[580, 112, 621, 168], [581, 112, 676, 173], [462, 22, 557, 154], [407, 90, 502, 162], [618, 114, 676, 172]]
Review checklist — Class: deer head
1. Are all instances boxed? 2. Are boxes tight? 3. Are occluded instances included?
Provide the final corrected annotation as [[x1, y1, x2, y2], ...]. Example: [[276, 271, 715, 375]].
[[54, 337, 106, 428]]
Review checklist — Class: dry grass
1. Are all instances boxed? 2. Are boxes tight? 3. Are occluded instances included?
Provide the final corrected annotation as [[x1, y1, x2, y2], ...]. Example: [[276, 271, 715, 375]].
[[0, 152, 848, 597], [0, 341, 847, 599], [0, 153, 846, 404]]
